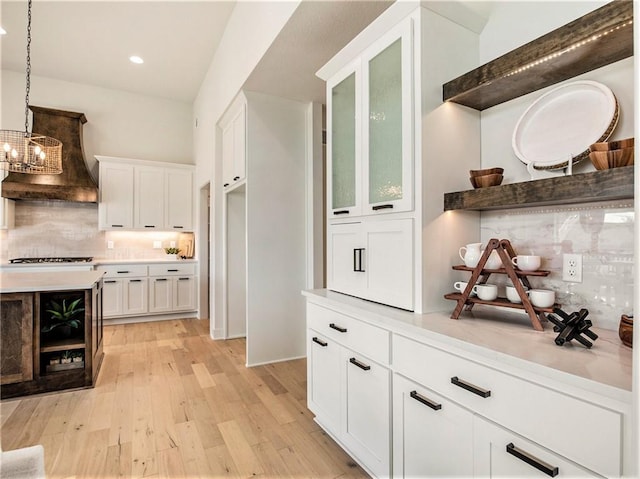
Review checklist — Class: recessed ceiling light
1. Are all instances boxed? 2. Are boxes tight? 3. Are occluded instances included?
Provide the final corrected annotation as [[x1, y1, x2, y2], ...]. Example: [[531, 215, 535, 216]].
[[0, 27, 7, 35], [129, 55, 144, 64]]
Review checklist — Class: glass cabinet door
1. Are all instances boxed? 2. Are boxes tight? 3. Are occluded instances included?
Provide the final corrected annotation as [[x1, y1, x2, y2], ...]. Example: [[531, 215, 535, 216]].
[[363, 20, 413, 214], [328, 65, 361, 218]]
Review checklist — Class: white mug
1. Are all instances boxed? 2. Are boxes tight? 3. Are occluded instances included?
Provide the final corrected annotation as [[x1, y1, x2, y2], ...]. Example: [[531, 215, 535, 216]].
[[505, 284, 526, 303], [527, 289, 555, 308], [471, 284, 498, 301], [511, 255, 541, 272], [453, 281, 476, 297]]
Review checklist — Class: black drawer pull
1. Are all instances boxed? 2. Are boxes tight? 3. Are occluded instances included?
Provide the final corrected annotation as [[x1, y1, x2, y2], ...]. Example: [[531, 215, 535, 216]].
[[233, 176, 240, 181], [451, 376, 491, 398], [349, 357, 370, 371], [173, 226, 184, 229], [117, 271, 130, 274], [410, 390, 442, 411], [506, 443, 558, 477], [223, 183, 229, 187], [312, 337, 327, 347], [372, 204, 393, 211], [329, 323, 347, 333], [178, 277, 190, 281], [104, 280, 117, 284], [156, 278, 168, 282], [129, 279, 142, 282], [111, 224, 123, 227], [144, 225, 156, 228], [353, 248, 365, 272], [333, 210, 349, 215], [167, 269, 179, 272]]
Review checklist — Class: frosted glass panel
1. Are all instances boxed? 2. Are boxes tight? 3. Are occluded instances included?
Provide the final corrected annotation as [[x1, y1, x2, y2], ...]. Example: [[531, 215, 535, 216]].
[[369, 38, 402, 204], [332, 73, 356, 209]]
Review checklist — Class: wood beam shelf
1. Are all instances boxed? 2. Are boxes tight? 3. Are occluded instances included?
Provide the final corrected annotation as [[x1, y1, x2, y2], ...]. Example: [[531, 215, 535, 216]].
[[444, 166, 634, 211], [442, 1, 633, 111]]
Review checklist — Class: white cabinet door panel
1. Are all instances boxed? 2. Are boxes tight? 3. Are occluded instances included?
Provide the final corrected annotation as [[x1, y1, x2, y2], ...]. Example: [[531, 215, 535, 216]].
[[135, 167, 165, 229], [102, 279, 123, 318], [165, 170, 193, 231], [149, 278, 172, 313], [308, 331, 342, 436], [173, 277, 196, 311], [99, 162, 133, 229], [123, 278, 148, 315], [327, 222, 366, 298]]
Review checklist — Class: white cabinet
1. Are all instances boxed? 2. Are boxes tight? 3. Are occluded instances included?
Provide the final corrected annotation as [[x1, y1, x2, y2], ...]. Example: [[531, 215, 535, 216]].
[[326, 18, 413, 219], [473, 417, 599, 478], [97, 156, 194, 231], [0, 169, 15, 229], [220, 94, 246, 190], [327, 218, 413, 310], [393, 374, 474, 478], [319, 4, 481, 313], [134, 166, 165, 229], [306, 303, 391, 477], [98, 162, 134, 229], [97, 262, 196, 320]]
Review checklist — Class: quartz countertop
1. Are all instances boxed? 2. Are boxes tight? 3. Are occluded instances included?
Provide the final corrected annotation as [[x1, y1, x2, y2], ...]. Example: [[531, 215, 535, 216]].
[[303, 289, 633, 400], [0, 270, 104, 293], [0, 258, 197, 270]]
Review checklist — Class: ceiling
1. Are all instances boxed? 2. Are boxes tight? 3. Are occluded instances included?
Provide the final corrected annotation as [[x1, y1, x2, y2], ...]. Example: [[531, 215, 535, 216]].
[[0, 1, 236, 103], [1, 1, 494, 105]]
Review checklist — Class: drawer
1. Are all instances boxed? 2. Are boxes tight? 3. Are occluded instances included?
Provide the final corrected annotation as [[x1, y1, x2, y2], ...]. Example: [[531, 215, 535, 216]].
[[148, 263, 196, 276], [393, 334, 622, 478], [307, 303, 390, 365], [98, 264, 148, 278]]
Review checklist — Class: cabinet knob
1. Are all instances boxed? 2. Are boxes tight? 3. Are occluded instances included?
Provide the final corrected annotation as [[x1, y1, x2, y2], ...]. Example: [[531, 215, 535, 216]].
[[506, 443, 559, 477]]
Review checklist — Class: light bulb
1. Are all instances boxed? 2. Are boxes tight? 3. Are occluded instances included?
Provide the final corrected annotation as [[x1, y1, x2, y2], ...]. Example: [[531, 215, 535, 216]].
[[39, 151, 46, 160], [3, 143, 10, 152], [34, 145, 41, 155], [11, 149, 18, 159]]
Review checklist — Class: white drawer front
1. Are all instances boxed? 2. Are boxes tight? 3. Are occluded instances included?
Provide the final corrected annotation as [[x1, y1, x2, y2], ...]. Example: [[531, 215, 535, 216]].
[[148, 263, 196, 277], [98, 264, 148, 278], [307, 303, 390, 365], [393, 334, 622, 477]]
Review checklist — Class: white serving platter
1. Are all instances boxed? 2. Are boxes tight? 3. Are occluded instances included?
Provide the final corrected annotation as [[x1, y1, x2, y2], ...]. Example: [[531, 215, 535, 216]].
[[512, 80, 618, 170]]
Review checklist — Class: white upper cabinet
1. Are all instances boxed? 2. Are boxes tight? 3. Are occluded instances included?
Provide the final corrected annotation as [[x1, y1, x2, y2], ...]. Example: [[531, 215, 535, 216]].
[[97, 156, 194, 231], [135, 166, 165, 229], [220, 94, 247, 190], [99, 161, 134, 229], [326, 17, 413, 220]]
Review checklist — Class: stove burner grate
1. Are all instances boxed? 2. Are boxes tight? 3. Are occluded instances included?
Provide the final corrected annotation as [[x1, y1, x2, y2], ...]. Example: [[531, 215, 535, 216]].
[[9, 257, 94, 264]]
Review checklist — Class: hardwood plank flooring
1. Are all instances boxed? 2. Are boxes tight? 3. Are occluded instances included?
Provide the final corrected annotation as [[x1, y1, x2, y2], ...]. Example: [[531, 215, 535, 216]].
[[1, 319, 366, 478]]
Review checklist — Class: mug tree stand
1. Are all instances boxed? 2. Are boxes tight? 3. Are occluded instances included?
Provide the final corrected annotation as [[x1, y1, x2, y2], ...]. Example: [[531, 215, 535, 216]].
[[444, 238, 559, 331]]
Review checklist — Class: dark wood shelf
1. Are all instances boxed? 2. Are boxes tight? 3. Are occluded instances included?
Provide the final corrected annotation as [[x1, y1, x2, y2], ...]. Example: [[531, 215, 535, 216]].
[[444, 293, 557, 314], [442, 1, 633, 110], [40, 340, 85, 353], [452, 265, 550, 277], [444, 166, 633, 211]]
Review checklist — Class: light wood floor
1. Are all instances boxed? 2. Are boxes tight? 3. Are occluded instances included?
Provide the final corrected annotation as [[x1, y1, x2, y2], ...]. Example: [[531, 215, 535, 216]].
[[1, 319, 367, 478]]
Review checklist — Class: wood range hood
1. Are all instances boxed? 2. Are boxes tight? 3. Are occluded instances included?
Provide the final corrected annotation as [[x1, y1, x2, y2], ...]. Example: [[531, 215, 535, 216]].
[[1, 106, 98, 202]]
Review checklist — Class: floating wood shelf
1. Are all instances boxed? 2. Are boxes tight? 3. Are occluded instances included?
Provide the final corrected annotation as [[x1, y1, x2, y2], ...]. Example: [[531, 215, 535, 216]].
[[442, 1, 633, 110], [40, 340, 85, 353], [452, 265, 550, 277], [444, 293, 557, 314], [444, 166, 634, 211]]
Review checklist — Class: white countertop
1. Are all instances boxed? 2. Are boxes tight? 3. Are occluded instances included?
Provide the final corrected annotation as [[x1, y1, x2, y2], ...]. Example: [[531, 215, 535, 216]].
[[0, 270, 104, 293], [0, 258, 197, 270], [303, 289, 633, 400]]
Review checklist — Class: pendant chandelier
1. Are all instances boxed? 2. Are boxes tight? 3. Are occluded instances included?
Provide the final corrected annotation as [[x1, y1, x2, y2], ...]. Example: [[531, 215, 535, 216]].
[[0, 0, 62, 174]]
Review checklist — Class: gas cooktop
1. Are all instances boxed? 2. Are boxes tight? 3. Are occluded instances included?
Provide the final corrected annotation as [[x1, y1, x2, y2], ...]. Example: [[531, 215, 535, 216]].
[[9, 257, 94, 264]]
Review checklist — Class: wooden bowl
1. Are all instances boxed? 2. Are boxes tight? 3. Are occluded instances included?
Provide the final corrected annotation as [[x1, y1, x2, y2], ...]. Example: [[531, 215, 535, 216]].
[[619, 314, 633, 348], [469, 167, 504, 177], [470, 174, 503, 188], [588, 147, 634, 170], [589, 137, 634, 152]]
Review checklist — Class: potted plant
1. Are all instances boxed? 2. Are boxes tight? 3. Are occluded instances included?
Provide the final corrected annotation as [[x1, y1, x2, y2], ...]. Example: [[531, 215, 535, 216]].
[[61, 350, 72, 364], [72, 351, 84, 363], [49, 356, 60, 366], [42, 298, 84, 338], [164, 247, 181, 260]]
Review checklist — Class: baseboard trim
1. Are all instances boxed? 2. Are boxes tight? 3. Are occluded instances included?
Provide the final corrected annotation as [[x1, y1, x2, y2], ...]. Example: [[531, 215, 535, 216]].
[[104, 311, 198, 325]]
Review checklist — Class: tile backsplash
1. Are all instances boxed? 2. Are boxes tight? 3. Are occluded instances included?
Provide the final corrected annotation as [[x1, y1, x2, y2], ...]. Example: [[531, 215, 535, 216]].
[[481, 200, 634, 331], [2, 201, 182, 262]]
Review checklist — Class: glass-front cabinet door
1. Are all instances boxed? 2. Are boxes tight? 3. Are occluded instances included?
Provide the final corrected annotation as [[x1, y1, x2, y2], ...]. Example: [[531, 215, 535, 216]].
[[327, 64, 362, 218], [362, 19, 413, 214]]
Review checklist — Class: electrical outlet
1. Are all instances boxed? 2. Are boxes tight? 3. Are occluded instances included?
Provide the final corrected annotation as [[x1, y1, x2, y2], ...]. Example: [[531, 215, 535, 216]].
[[562, 253, 583, 282], [153, 241, 162, 249], [107, 241, 114, 249]]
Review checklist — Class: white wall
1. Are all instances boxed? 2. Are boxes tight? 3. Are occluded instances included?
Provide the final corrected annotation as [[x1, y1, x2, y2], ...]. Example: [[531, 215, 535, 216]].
[[1, 70, 193, 180], [192, 1, 301, 338]]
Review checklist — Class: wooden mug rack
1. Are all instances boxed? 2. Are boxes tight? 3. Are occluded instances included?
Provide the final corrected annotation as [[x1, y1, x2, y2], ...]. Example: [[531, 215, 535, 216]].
[[444, 238, 558, 331]]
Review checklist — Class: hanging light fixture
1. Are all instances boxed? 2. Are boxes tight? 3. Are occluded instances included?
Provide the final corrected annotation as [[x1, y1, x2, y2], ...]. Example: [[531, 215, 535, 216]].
[[0, 0, 62, 174]]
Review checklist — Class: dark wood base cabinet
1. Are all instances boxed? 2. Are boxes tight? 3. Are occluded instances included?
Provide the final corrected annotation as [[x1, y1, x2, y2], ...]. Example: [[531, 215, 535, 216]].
[[0, 281, 103, 399]]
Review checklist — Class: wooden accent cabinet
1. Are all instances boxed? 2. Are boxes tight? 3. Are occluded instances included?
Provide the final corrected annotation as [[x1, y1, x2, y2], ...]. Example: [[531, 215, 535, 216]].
[[0, 293, 34, 385]]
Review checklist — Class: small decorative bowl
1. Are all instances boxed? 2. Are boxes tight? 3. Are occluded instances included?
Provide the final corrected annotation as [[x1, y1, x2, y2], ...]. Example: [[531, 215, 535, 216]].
[[470, 174, 503, 188], [589, 137, 634, 152], [619, 314, 633, 348], [588, 147, 634, 170], [469, 167, 504, 177]]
